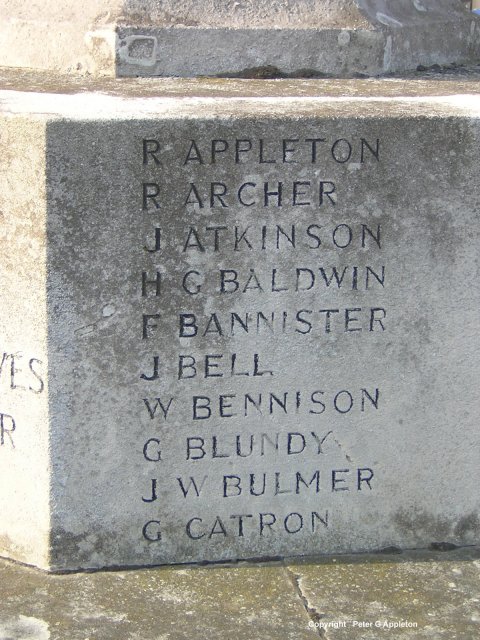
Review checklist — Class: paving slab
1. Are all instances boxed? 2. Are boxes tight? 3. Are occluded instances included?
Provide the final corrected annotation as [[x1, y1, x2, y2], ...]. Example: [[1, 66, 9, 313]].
[[286, 546, 480, 639], [1, 548, 479, 639], [0, 558, 315, 640]]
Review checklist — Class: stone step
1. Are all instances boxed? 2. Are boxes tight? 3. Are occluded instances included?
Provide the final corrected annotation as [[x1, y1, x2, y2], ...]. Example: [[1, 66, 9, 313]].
[[0, 0, 479, 77]]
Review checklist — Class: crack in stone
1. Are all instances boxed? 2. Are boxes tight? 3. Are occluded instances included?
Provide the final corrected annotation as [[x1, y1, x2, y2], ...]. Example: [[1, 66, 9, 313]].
[[282, 564, 327, 638], [333, 436, 354, 463]]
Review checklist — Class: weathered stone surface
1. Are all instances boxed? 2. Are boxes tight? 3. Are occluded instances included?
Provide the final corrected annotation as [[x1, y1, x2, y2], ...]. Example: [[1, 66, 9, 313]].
[[0, 73, 479, 571], [286, 547, 480, 638], [0, 1, 479, 77], [114, 0, 480, 77], [0, 557, 316, 640], [0, 116, 50, 569], [0, 548, 478, 639]]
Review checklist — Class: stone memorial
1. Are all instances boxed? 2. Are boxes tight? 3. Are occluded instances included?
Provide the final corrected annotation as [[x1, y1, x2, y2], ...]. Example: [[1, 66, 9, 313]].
[[0, 1, 479, 572], [1, 0, 480, 77]]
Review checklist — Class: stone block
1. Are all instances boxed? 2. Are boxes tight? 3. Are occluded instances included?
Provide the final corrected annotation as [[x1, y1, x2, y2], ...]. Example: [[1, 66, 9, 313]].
[[0, 1, 479, 77], [0, 75, 479, 571]]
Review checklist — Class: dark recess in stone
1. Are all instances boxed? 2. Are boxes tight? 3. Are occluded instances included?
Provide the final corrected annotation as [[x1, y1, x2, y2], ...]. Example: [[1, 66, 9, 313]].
[[429, 542, 459, 552]]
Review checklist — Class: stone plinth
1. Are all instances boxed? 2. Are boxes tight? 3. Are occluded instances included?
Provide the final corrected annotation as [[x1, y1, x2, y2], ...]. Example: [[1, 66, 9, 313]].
[[0, 1, 479, 77], [1, 71, 480, 571]]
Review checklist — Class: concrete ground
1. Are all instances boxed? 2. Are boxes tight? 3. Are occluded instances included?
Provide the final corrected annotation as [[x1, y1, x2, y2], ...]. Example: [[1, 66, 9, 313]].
[[0, 546, 479, 640]]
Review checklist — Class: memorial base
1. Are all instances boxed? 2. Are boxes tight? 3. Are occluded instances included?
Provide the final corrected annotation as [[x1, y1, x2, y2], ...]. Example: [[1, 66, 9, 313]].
[[0, 70, 479, 571]]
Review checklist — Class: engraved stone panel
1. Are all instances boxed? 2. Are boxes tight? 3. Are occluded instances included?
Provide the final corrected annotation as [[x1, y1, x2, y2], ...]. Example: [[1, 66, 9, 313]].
[[1, 84, 479, 570]]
